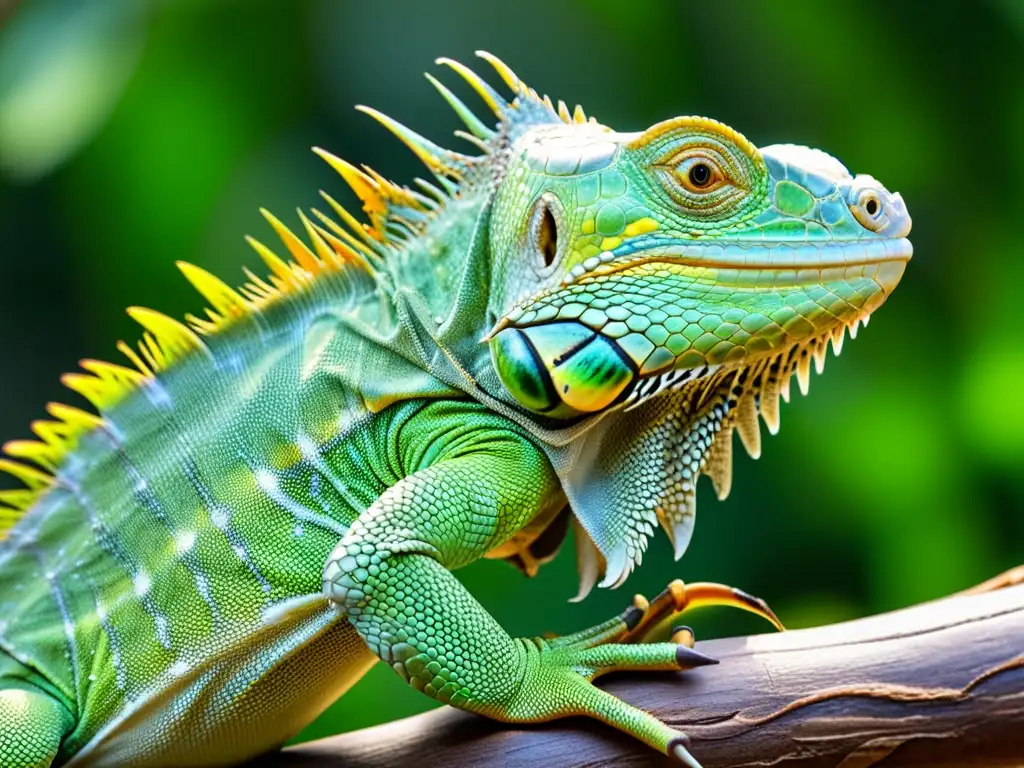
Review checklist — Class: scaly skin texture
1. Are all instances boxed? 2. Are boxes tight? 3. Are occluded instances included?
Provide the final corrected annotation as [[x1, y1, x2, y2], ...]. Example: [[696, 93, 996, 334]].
[[0, 53, 911, 767]]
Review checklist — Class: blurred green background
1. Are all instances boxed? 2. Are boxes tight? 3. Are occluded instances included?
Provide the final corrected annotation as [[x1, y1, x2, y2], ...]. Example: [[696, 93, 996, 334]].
[[1, 0, 1022, 744]]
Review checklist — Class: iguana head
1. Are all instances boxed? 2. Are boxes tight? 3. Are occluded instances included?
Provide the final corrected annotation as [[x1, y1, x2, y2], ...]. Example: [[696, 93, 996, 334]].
[[487, 117, 911, 419]]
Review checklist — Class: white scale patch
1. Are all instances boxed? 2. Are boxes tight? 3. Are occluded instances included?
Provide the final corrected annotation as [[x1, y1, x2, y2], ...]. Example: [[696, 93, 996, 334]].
[[175, 531, 197, 554], [210, 507, 230, 530], [254, 463, 347, 537], [133, 570, 151, 597], [255, 469, 278, 492], [94, 598, 127, 690], [141, 379, 174, 409], [154, 615, 170, 648], [520, 123, 620, 176]]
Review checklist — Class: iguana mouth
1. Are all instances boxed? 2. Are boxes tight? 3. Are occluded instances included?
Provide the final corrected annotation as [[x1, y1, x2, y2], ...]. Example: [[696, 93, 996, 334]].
[[560, 236, 913, 287]]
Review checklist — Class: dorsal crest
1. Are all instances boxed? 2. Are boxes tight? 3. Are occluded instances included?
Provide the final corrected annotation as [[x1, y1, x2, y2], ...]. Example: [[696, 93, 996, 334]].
[[0, 52, 591, 533]]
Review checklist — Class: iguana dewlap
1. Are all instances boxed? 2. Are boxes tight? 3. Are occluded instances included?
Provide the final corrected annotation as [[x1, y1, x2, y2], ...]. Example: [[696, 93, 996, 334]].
[[0, 52, 911, 768]]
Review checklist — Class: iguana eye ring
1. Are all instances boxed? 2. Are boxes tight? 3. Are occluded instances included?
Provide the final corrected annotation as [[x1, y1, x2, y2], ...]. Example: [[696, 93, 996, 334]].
[[643, 128, 765, 221], [850, 186, 890, 232]]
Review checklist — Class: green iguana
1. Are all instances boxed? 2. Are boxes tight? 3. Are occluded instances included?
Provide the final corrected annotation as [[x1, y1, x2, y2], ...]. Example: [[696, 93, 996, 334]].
[[0, 52, 911, 768]]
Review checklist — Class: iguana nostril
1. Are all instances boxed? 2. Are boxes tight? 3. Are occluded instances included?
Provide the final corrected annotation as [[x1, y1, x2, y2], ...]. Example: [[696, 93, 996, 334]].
[[865, 197, 879, 216]]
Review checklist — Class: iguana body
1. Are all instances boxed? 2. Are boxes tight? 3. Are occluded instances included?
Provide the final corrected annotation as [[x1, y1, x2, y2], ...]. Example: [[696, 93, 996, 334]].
[[0, 53, 911, 768]]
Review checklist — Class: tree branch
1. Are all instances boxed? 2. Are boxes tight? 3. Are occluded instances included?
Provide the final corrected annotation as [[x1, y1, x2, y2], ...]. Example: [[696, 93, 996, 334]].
[[265, 574, 1024, 768]]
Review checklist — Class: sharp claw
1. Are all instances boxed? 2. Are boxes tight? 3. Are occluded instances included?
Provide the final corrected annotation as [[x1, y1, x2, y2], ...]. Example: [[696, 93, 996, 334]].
[[730, 587, 786, 632], [682, 582, 786, 632], [621, 580, 784, 643], [668, 735, 703, 768], [675, 645, 718, 668]]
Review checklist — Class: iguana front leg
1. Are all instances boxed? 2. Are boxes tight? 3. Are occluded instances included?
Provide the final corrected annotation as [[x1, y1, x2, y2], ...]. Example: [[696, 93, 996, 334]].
[[322, 429, 711, 766]]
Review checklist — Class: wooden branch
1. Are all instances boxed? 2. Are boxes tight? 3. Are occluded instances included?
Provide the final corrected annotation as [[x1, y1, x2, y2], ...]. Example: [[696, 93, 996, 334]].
[[265, 577, 1024, 768]]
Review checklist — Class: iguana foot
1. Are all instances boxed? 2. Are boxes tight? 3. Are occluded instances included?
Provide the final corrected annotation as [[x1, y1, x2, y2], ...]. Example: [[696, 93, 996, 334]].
[[500, 631, 713, 767], [503, 580, 783, 767]]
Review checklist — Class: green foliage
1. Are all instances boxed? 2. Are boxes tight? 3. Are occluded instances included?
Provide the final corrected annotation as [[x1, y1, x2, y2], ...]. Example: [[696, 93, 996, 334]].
[[1, 0, 1021, 744]]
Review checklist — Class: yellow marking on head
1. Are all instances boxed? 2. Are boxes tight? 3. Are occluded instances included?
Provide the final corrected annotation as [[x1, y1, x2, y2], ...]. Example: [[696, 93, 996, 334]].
[[623, 217, 659, 237], [627, 115, 761, 165], [580, 218, 595, 235], [600, 236, 622, 250]]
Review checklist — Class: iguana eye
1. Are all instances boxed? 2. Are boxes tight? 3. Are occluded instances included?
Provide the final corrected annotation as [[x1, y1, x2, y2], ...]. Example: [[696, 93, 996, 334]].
[[675, 156, 727, 193], [650, 142, 755, 219]]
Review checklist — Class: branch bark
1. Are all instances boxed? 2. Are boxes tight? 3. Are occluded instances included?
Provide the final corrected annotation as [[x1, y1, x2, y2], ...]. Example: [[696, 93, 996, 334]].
[[264, 575, 1024, 768]]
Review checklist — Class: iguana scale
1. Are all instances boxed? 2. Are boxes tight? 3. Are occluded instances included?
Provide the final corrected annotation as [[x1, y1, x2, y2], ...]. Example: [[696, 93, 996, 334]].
[[0, 52, 912, 768]]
